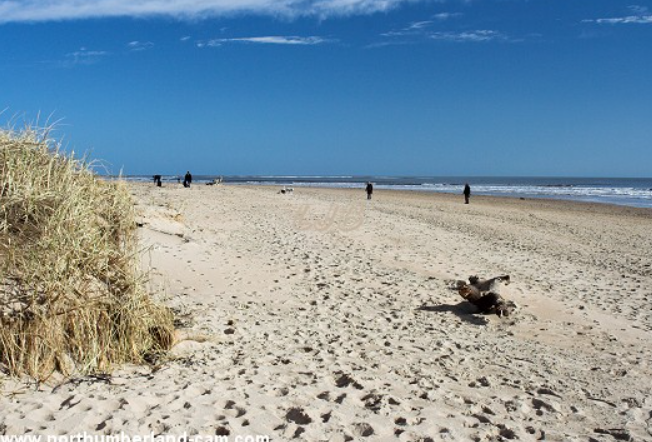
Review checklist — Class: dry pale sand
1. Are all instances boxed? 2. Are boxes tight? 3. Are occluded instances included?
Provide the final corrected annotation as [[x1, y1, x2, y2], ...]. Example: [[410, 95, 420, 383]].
[[2, 183, 652, 441]]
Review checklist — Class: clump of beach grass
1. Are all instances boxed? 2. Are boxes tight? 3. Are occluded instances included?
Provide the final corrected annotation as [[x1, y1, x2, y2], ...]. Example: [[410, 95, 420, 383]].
[[0, 126, 174, 380]]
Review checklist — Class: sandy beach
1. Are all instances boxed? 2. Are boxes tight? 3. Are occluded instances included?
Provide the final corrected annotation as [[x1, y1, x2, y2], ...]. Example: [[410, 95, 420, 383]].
[[2, 183, 652, 441]]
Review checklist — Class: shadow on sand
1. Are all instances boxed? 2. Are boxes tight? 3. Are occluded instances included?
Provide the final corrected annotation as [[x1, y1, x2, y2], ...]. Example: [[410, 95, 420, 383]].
[[418, 302, 488, 326]]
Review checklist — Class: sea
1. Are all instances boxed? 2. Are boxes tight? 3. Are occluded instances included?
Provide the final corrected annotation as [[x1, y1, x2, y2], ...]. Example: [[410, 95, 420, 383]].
[[118, 175, 652, 209]]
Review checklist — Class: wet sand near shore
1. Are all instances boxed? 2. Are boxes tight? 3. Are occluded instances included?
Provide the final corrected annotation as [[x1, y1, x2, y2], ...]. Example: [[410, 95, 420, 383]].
[[2, 183, 651, 441]]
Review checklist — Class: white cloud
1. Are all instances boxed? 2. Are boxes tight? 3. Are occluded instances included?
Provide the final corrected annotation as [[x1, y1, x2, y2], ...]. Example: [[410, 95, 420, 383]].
[[429, 30, 505, 42], [432, 12, 461, 20], [407, 20, 432, 30], [628, 5, 649, 15], [594, 15, 652, 24], [365, 40, 413, 48], [64, 47, 109, 65], [382, 19, 431, 37], [127, 40, 154, 51], [0, 0, 426, 24], [382, 13, 461, 37], [198, 35, 332, 46], [584, 6, 652, 25], [196, 40, 219, 48]]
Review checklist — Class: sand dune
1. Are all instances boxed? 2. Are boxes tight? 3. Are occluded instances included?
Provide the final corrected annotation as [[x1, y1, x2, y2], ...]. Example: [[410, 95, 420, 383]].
[[2, 183, 651, 441]]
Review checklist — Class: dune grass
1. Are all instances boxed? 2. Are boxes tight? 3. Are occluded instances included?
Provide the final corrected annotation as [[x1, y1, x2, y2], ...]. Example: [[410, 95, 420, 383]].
[[0, 126, 174, 380]]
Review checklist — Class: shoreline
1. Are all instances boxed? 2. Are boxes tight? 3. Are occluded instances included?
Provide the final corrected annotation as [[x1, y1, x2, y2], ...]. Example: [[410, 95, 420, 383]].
[[107, 175, 652, 210], [237, 183, 652, 215], [232, 182, 652, 211]]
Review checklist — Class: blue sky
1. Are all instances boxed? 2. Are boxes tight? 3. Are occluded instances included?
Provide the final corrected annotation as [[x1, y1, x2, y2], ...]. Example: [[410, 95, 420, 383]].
[[1, 0, 651, 177]]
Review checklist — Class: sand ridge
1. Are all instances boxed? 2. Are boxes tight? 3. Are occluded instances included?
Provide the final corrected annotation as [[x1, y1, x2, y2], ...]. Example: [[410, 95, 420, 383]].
[[2, 183, 651, 441]]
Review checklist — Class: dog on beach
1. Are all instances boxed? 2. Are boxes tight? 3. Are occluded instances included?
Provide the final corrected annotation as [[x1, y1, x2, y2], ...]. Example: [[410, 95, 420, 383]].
[[454, 275, 512, 317], [279, 187, 294, 194]]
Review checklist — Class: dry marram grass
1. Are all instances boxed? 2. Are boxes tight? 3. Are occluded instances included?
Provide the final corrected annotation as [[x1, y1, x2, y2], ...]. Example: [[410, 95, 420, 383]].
[[0, 127, 174, 380]]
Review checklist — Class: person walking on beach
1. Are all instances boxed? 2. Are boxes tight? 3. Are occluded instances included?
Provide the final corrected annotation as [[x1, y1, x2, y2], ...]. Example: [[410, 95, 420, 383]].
[[463, 183, 471, 204], [183, 171, 192, 188], [365, 182, 373, 200]]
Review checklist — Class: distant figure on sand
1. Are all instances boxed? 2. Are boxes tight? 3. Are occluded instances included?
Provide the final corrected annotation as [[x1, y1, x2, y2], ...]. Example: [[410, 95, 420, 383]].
[[183, 171, 192, 188], [463, 183, 471, 204], [153, 175, 162, 187], [366, 182, 373, 200]]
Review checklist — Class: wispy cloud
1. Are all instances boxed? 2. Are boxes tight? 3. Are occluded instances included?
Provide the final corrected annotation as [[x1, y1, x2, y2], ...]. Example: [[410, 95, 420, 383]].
[[429, 30, 507, 42], [64, 47, 108, 66], [584, 5, 652, 24], [629, 5, 649, 15], [381, 12, 462, 37], [127, 41, 154, 51], [0, 0, 427, 24], [593, 15, 652, 24], [382, 20, 431, 37], [407, 20, 433, 30], [381, 16, 510, 44], [432, 12, 462, 21], [197, 36, 332, 47]]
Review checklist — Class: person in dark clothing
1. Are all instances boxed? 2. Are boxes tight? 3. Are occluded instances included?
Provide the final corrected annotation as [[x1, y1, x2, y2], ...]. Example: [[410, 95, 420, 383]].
[[365, 182, 373, 200], [183, 171, 192, 188], [463, 183, 471, 204], [153, 175, 162, 187]]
